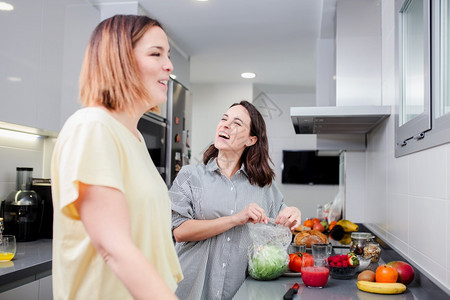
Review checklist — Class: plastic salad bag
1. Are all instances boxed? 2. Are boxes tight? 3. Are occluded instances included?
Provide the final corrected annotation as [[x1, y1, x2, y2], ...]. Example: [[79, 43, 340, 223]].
[[247, 220, 291, 280]]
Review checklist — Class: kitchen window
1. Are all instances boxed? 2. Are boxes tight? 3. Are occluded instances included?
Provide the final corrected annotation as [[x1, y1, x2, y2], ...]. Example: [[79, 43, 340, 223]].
[[395, 0, 450, 157]]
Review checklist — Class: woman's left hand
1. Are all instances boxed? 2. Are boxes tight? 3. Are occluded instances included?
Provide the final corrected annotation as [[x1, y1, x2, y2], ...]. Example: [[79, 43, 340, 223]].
[[275, 207, 301, 231]]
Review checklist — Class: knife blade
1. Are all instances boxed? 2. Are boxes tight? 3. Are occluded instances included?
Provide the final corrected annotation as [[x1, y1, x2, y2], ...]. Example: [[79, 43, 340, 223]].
[[283, 283, 299, 300]]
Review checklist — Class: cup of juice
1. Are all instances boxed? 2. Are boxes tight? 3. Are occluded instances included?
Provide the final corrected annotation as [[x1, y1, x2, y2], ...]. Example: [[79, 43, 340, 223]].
[[0, 235, 16, 261], [301, 266, 330, 288]]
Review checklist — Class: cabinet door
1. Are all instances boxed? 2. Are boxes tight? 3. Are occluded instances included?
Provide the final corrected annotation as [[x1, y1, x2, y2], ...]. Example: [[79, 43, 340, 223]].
[[0, 0, 99, 132], [0, 0, 42, 128], [0, 281, 39, 300], [38, 275, 52, 300]]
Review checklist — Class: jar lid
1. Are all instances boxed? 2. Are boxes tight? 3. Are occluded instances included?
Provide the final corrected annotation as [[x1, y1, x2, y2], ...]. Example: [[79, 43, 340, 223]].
[[350, 232, 374, 239]]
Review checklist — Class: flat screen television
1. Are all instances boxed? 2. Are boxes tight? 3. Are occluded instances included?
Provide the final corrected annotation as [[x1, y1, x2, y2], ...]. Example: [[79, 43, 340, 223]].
[[281, 150, 340, 185]]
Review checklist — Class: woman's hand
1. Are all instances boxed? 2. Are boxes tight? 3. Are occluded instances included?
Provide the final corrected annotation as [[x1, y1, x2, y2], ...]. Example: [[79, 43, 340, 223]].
[[233, 203, 269, 226], [275, 206, 301, 231]]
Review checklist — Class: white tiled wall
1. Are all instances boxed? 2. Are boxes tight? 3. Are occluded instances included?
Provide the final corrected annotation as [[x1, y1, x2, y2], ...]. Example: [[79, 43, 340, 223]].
[[361, 0, 450, 294], [0, 135, 45, 201]]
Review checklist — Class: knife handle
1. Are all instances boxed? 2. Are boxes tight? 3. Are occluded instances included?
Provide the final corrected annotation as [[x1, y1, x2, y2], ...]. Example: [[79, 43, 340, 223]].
[[283, 288, 295, 300]]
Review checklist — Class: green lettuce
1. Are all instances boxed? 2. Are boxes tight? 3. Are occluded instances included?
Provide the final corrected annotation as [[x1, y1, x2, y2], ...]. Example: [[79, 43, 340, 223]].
[[248, 244, 288, 280]]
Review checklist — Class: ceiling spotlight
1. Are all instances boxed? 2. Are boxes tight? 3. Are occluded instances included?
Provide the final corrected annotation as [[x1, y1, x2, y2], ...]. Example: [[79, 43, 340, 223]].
[[0, 2, 14, 11], [241, 72, 256, 79]]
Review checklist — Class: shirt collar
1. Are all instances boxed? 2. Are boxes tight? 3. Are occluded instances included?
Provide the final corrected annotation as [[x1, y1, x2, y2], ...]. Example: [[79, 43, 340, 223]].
[[206, 158, 248, 177]]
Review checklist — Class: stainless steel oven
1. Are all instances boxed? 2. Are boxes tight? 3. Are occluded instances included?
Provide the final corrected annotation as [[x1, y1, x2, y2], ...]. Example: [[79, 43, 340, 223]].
[[137, 112, 169, 186]]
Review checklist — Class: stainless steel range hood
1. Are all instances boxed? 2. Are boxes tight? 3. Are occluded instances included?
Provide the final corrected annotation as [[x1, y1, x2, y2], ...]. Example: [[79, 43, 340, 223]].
[[290, 106, 391, 134]]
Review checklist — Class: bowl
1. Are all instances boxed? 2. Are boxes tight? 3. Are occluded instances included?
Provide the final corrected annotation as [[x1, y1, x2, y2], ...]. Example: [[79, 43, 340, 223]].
[[329, 265, 358, 279]]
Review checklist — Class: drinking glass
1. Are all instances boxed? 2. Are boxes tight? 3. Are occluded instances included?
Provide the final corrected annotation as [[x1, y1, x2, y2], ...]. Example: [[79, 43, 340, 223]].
[[301, 255, 330, 288], [288, 243, 306, 254], [311, 243, 332, 267], [0, 235, 17, 261]]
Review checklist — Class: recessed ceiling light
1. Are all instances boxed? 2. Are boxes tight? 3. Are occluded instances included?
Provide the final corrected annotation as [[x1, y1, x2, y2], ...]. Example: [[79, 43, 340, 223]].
[[196, 0, 209, 2], [7, 76, 22, 82], [0, 2, 14, 11], [241, 72, 256, 79]]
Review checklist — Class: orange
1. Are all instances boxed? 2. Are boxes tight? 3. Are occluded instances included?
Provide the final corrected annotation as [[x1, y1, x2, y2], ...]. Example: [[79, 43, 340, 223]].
[[303, 219, 314, 228], [375, 265, 398, 283]]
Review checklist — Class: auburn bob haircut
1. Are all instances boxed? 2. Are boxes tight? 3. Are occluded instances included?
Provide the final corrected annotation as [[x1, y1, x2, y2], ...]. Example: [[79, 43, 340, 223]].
[[79, 15, 163, 114]]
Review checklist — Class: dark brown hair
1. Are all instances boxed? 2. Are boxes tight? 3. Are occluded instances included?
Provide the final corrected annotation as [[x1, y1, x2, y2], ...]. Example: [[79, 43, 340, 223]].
[[79, 15, 163, 113], [203, 100, 275, 187]]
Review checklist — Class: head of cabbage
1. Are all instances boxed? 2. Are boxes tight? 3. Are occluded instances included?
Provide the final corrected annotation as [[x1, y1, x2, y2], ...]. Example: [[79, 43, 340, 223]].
[[248, 244, 288, 280]]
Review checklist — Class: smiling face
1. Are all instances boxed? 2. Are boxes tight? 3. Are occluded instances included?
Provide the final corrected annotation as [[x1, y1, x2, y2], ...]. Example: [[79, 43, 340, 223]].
[[214, 105, 257, 156], [133, 26, 173, 110]]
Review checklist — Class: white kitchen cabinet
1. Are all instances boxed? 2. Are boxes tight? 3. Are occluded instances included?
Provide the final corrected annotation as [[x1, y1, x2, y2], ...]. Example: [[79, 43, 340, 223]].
[[38, 275, 52, 300], [0, 0, 99, 133]]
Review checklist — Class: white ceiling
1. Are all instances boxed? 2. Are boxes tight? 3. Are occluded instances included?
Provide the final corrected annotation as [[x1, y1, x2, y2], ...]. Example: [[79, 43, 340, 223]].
[[90, 0, 336, 89]]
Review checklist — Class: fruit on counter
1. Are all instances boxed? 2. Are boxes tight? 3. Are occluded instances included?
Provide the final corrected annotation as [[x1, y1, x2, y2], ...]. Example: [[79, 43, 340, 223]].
[[328, 220, 337, 231], [337, 219, 359, 232], [357, 270, 376, 282], [303, 219, 314, 228], [375, 265, 398, 283], [347, 252, 359, 267], [329, 224, 345, 241], [288, 252, 313, 273], [387, 261, 415, 285], [339, 233, 352, 245], [312, 222, 325, 232], [320, 220, 329, 231], [357, 281, 406, 294]]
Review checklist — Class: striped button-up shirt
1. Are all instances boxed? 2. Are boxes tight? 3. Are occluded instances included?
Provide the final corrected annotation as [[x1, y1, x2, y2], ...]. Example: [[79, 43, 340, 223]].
[[170, 158, 286, 300]]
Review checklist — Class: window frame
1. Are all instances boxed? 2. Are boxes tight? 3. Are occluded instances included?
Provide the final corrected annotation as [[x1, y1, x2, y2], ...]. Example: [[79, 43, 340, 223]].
[[395, 0, 450, 157]]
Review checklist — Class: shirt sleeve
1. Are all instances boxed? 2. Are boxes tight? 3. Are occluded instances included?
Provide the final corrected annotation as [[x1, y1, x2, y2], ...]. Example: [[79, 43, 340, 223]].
[[169, 166, 196, 230], [55, 120, 124, 220]]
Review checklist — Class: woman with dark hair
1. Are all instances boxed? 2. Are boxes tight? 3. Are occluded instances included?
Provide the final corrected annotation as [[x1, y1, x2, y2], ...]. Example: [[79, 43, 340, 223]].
[[170, 100, 301, 299], [51, 15, 182, 299]]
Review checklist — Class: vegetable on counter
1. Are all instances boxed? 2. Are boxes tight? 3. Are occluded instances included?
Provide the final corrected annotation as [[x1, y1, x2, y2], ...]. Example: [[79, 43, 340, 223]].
[[248, 244, 288, 280]]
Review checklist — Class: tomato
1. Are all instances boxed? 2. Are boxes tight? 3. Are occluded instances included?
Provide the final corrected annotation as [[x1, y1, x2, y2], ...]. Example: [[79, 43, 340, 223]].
[[288, 253, 303, 273], [301, 253, 314, 269], [289, 252, 314, 273], [375, 265, 398, 283]]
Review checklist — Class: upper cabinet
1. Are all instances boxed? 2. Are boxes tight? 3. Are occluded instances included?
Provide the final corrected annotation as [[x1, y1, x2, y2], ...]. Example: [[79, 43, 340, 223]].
[[0, 0, 99, 133]]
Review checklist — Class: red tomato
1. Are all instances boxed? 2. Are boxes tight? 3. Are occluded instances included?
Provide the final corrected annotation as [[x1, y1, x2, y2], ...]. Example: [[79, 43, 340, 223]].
[[289, 252, 315, 273], [301, 253, 314, 270], [288, 253, 303, 273]]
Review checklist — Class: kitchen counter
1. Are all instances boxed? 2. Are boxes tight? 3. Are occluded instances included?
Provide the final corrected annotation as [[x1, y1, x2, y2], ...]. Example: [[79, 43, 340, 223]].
[[234, 225, 449, 299], [0, 239, 52, 293]]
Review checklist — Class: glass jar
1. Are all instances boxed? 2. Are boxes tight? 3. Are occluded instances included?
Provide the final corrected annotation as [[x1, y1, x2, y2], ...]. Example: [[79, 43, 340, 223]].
[[363, 242, 381, 263], [349, 232, 374, 255], [349, 232, 381, 263]]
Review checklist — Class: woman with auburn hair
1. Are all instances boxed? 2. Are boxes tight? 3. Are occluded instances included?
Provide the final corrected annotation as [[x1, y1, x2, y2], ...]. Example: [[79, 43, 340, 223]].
[[170, 100, 301, 299], [51, 15, 182, 300]]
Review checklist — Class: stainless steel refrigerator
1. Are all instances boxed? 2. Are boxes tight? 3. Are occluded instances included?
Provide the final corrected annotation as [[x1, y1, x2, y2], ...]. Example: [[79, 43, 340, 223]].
[[166, 79, 191, 186]]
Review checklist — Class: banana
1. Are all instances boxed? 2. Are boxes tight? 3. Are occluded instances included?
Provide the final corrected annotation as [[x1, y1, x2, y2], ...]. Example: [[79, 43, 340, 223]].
[[337, 219, 359, 232], [357, 281, 406, 294]]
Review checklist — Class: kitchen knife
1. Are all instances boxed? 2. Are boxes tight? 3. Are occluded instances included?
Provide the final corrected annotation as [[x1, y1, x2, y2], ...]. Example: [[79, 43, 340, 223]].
[[283, 283, 299, 300]]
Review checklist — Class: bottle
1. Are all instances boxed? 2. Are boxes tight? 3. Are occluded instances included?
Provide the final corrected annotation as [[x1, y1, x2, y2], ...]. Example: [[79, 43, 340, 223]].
[[316, 204, 325, 220]]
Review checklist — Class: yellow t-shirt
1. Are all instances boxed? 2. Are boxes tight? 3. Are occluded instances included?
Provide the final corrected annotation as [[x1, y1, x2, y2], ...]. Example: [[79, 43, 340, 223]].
[[51, 107, 183, 300]]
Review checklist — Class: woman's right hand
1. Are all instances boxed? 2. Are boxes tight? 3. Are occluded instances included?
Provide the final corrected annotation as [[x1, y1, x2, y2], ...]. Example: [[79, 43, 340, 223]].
[[233, 203, 269, 226]]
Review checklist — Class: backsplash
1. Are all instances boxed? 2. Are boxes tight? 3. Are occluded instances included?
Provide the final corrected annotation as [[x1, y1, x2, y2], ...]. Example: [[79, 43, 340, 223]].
[[0, 132, 55, 201]]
